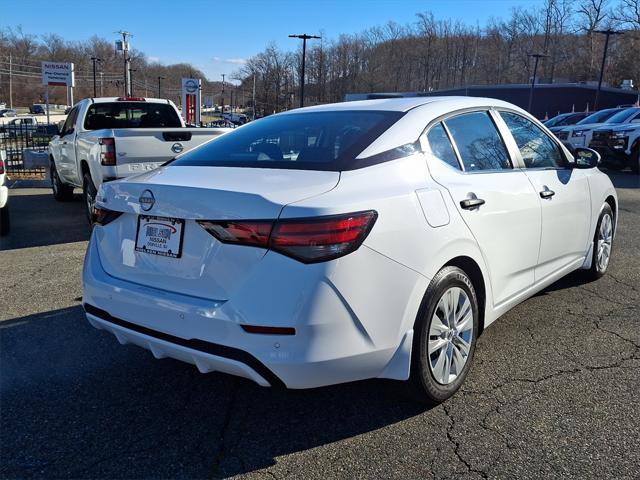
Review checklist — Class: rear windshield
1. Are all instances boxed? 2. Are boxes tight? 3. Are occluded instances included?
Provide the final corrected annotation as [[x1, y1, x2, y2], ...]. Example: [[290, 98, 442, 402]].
[[577, 109, 620, 125], [84, 102, 182, 130], [170, 110, 404, 171]]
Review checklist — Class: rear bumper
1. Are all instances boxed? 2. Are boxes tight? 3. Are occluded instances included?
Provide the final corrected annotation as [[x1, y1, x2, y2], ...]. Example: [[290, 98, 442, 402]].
[[82, 235, 428, 389], [0, 185, 7, 208]]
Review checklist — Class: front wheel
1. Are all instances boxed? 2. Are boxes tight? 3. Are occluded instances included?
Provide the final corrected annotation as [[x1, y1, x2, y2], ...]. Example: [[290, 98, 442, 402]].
[[409, 266, 479, 404], [82, 172, 97, 225], [586, 204, 614, 280]]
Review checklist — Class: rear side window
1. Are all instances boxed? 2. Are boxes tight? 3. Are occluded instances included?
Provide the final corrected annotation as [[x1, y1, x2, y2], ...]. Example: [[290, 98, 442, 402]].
[[426, 123, 460, 170], [84, 102, 182, 130], [500, 112, 565, 169], [171, 110, 404, 171], [444, 112, 511, 171]]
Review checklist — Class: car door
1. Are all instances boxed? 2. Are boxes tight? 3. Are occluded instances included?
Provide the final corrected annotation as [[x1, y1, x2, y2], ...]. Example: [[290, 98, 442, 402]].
[[496, 111, 591, 281], [56, 107, 79, 182], [425, 111, 542, 307]]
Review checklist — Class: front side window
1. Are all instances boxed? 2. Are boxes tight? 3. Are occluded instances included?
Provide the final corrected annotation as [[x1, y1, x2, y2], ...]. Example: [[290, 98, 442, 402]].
[[444, 112, 511, 171], [171, 110, 404, 171], [426, 123, 460, 170], [500, 112, 565, 169], [60, 108, 78, 136]]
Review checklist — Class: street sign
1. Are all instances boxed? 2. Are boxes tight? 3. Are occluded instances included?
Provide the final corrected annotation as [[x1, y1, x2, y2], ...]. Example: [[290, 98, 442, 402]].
[[41, 62, 75, 87]]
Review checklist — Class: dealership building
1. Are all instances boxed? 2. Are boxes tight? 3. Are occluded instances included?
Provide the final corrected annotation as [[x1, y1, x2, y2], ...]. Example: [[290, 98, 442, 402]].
[[345, 82, 639, 118]]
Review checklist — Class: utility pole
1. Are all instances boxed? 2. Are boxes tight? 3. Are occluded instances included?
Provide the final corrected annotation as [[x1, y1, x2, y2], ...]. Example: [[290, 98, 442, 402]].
[[157, 76, 165, 97], [289, 34, 321, 108], [594, 29, 623, 111], [116, 30, 133, 96], [100, 71, 104, 96], [527, 53, 548, 115], [129, 68, 137, 95], [9, 53, 13, 109], [221, 73, 225, 116], [91, 56, 101, 97]]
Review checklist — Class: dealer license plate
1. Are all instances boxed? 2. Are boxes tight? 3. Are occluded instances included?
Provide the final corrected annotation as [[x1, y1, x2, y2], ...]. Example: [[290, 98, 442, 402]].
[[135, 215, 184, 258]]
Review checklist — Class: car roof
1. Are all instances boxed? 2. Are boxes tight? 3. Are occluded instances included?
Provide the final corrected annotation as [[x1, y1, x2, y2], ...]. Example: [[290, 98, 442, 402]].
[[282, 96, 519, 114]]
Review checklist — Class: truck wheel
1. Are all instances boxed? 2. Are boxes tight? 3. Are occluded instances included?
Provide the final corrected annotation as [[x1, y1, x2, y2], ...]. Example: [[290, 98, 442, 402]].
[[631, 147, 639, 175], [82, 172, 97, 224], [51, 161, 74, 201], [0, 205, 9, 236]]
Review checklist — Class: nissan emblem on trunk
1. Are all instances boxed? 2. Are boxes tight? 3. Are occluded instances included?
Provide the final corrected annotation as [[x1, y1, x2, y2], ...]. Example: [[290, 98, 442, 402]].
[[139, 190, 155, 211], [171, 143, 184, 154]]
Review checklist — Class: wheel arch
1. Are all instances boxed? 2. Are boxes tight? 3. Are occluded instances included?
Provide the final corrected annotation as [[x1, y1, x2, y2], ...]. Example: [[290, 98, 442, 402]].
[[443, 256, 487, 335]]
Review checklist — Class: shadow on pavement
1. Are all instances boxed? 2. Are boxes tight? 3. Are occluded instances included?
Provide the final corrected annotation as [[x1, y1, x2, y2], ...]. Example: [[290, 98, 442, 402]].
[[0, 306, 428, 479], [0, 190, 89, 251]]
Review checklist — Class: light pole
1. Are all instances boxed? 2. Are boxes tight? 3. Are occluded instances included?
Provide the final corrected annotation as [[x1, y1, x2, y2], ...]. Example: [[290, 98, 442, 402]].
[[594, 29, 623, 110], [527, 53, 548, 115], [289, 34, 321, 108], [221, 73, 225, 116], [90, 56, 101, 98], [157, 76, 165, 97]]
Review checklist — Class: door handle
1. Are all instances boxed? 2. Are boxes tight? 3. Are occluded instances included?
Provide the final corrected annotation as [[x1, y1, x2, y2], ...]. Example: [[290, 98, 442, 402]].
[[62, 141, 68, 145], [539, 188, 555, 199], [460, 198, 486, 210]]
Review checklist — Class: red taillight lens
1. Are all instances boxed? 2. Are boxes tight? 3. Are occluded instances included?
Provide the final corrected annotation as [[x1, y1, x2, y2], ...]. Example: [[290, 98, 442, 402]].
[[99, 137, 116, 166], [198, 220, 273, 247], [0, 158, 4, 175], [197, 210, 377, 263], [92, 206, 123, 226]]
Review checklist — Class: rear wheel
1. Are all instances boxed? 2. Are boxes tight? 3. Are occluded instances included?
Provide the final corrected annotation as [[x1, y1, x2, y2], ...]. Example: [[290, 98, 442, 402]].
[[409, 266, 479, 404], [51, 161, 74, 201], [82, 172, 97, 225], [586, 204, 614, 280], [0, 205, 9, 236]]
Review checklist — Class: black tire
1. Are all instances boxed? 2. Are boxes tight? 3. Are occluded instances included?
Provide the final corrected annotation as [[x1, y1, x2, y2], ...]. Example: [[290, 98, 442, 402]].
[[0, 205, 9, 236], [51, 161, 74, 201], [585, 203, 614, 280], [630, 147, 639, 175], [408, 266, 479, 405], [82, 172, 98, 225]]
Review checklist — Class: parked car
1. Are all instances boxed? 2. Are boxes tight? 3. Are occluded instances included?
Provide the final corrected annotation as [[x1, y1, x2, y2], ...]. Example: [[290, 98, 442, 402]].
[[29, 104, 46, 115], [556, 107, 631, 147], [48, 96, 232, 222], [0, 108, 17, 117], [0, 150, 9, 236], [222, 112, 248, 125], [82, 97, 616, 404], [0, 117, 39, 137], [590, 118, 640, 174], [543, 112, 590, 133]]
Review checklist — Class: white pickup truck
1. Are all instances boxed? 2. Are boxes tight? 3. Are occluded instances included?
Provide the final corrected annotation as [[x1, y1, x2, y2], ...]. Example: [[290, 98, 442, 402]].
[[49, 97, 230, 221]]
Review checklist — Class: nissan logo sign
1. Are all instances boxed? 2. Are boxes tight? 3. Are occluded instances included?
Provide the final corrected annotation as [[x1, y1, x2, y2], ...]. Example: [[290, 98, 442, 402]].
[[171, 142, 184, 154], [139, 189, 155, 211]]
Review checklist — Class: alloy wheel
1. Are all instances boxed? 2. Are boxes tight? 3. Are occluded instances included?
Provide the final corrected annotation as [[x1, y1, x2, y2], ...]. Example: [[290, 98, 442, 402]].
[[596, 213, 612, 271], [428, 287, 474, 385]]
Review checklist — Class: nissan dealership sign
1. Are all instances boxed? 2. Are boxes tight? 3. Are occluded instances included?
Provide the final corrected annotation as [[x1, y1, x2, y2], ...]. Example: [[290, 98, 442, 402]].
[[42, 61, 75, 87]]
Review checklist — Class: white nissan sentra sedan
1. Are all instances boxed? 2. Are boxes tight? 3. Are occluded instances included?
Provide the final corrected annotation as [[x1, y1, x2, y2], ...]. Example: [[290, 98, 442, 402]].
[[83, 97, 617, 403]]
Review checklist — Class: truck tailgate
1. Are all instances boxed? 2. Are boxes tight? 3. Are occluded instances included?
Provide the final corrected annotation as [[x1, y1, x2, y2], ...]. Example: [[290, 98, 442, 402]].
[[112, 128, 231, 177]]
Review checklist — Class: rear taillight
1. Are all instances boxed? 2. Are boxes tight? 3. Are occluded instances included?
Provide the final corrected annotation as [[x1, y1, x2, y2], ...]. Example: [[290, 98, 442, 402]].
[[0, 158, 4, 175], [198, 210, 377, 263], [99, 137, 116, 166], [92, 206, 123, 226]]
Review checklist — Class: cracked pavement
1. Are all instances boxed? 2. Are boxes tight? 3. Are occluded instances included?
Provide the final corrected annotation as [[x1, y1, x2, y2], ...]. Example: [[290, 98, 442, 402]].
[[1, 172, 638, 479]]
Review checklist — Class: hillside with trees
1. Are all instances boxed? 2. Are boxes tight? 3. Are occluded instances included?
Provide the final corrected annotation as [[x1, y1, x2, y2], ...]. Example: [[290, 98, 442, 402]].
[[1, 0, 639, 114]]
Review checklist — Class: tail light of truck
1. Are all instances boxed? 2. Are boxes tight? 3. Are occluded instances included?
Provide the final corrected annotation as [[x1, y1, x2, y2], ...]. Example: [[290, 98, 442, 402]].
[[99, 138, 116, 166], [198, 210, 378, 263], [0, 158, 4, 175]]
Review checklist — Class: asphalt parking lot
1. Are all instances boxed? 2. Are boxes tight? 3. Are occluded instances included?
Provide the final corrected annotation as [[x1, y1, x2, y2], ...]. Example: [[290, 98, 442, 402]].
[[1, 173, 638, 479]]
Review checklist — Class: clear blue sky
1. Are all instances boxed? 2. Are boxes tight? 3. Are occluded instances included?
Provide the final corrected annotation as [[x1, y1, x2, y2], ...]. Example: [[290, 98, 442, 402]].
[[4, 0, 542, 82]]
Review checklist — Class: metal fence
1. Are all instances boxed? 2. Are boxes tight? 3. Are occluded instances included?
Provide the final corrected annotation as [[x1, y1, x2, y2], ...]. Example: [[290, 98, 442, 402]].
[[0, 123, 58, 176]]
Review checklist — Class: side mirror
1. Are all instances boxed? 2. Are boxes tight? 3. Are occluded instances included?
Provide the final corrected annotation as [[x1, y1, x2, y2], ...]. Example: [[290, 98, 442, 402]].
[[573, 147, 600, 169]]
